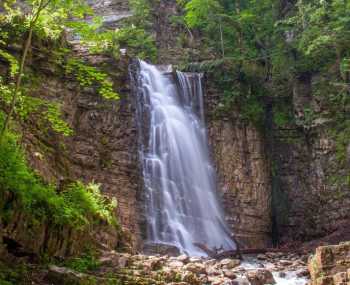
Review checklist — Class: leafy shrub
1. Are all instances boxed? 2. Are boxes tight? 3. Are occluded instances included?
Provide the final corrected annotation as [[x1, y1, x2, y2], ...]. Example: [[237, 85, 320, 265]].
[[66, 58, 120, 101]]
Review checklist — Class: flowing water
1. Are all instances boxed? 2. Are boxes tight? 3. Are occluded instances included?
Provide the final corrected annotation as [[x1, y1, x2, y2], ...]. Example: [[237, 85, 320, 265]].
[[134, 60, 235, 256]]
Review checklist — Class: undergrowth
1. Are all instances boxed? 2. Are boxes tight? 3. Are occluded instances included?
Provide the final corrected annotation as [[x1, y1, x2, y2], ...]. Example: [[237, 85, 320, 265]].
[[0, 112, 118, 229]]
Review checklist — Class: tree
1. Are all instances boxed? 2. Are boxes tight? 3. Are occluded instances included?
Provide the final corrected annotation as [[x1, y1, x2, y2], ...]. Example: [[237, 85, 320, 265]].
[[0, 0, 92, 142]]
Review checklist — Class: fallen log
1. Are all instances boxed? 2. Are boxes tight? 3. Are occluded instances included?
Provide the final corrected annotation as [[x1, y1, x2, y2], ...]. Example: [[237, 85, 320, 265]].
[[193, 242, 290, 260]]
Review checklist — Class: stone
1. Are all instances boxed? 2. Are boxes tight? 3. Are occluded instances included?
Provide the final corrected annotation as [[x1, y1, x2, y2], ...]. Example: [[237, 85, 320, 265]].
[[257, 254, 267, 260], [118, 255, 130, 268], [47, 265, 102, 285], [209, 276, 226, 285], [143, 243, 181, 257], [308, 242, 350, 285], [220, 258, 241, 269], [184, 262, 206, 274], [246, 269, 276, 285], [231, 276, 250, 285], [177, 254, 190, 263], [223, 269, 237, 279], [206, 266, 222, 276], [316, 276, 334, 285], [182, 271, 200, 285], [279, 259, 293, 267], [168, 260, 184, 268], [199, 274, 209, 283], [333, 272, 348, 284], [204, 259, 217, 267], [143, 258, 163, 271]]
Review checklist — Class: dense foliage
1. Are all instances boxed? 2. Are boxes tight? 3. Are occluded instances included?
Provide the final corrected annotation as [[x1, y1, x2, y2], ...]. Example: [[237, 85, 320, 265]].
[[179, 0, 350, 129]]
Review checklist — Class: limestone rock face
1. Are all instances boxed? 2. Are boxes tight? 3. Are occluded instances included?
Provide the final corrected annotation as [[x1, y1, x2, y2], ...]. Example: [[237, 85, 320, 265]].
[[308, 242, 350, 285], [207, 106, 272, 248]]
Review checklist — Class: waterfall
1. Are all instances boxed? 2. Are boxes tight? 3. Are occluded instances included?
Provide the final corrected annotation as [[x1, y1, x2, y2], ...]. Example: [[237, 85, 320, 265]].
[[134, 60, 235, 256]]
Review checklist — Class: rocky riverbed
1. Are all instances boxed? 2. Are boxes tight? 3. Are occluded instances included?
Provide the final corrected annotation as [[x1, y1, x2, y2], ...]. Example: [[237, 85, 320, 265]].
[[47, 250, 310, 285], [4, 241, 350, 284]]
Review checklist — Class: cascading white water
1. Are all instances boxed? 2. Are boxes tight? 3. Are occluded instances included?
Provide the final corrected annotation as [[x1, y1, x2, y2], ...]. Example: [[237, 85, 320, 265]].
[[134, 60, 235, 256]]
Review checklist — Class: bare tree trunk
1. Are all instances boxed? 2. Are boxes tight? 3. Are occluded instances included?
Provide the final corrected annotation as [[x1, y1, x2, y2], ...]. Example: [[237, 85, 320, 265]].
[[219, 18, 225, 58]]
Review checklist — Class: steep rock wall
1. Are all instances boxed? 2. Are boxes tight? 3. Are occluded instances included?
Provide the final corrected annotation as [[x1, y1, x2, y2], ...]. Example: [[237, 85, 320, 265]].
[[271, 76, 350, 244], [205, 85, 272, 249], [0, 49, 142, 253]]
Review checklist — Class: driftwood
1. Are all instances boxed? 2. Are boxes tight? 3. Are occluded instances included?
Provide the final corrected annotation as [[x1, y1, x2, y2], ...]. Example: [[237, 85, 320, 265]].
[[193, 241, 287, 260], [193, 242, 242, 259], [194, 234, 243, 259]]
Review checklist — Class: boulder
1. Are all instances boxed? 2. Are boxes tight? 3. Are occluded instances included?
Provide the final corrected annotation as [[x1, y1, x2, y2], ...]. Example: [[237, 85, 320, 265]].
[[223, 269, 237, 279], [308, 242, 350, 285], [177, 254, 190, 263], [143, 243, 181, 256], [246, 269, 276, 285], [47, 265, 102, 285], [220, 258, 241, 269]]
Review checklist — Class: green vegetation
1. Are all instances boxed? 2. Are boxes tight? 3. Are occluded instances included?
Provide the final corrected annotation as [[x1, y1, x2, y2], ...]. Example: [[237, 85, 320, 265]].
[[0, 261, 29, 285], [0, 112, 117, 229], [66, 58, 119, 101], [63, 252, 101, 273], [0, 0, 94, 141], [179, 0, 350, 129]]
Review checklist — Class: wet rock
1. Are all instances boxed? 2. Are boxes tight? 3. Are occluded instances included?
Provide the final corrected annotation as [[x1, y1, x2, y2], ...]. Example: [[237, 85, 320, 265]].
[[220, 258, 241, 269], [279, 272, 286, 278], [246, 269, 276, 285], [177, 254, 190, 263], [257, 254, 267, 260]]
